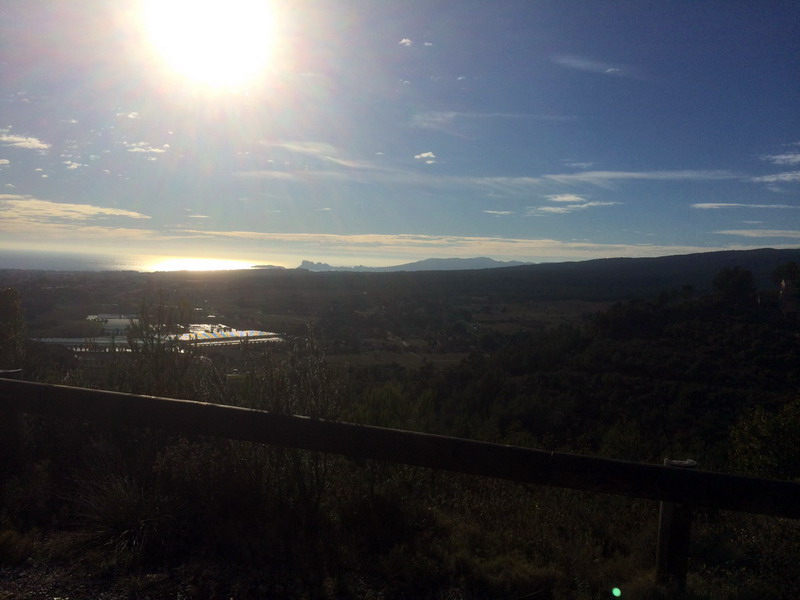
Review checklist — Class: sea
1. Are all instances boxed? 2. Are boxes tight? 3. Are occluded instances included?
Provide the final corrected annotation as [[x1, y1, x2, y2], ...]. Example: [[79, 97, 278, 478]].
[[0, 249, 148, 272], [0, 250, 265, 272]]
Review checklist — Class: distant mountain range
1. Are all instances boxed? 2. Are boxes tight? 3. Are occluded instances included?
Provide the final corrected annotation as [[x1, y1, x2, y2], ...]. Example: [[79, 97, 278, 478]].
[[294, 257, 530, 272], [253, 248, 800, 302]]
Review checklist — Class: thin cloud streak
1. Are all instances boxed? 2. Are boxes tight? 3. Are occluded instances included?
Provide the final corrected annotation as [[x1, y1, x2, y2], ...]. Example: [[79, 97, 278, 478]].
[[528, 201, 619, 215], [546, 194, 587, 203], [411, 111, 572, 136], [0, 132, 51, 151], [242, 140, 739, 193], [751, 171, 800, 183], [761, 152, 800, 166], [260, 141, 387, 171], [715, 229, 800, 238], [0, 221, 165, 241], [236, 163, 740, 196], [692, 202, 798, 210], [0, 195, 152, 221], [411, 110, 574, 129], [272, 141, 340, 157], [177, 228, 764, 261], [543, 170, 738, 186], [563, 160, 594, 169], [552, 55, 632, 77]]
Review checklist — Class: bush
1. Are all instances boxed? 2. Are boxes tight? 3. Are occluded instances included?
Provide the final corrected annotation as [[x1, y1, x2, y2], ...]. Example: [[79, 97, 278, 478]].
[[730, 398, 800, 479], [0, 529, 35, 565], [69, 473, 176, 567]]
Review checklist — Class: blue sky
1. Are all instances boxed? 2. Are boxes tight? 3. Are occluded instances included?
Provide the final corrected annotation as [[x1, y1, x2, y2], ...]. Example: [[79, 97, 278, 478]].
[[1, 0, 799, 269]]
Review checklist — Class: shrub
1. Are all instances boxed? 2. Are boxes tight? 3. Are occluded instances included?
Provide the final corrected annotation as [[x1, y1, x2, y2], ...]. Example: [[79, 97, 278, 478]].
[[69, 473, 176, 567], [0, 529, 34, 565]]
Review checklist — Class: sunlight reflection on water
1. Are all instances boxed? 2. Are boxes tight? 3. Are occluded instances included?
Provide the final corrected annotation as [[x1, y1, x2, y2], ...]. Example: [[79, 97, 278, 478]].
[[145, 257, 257, 272], [0, 250, 258, 272]]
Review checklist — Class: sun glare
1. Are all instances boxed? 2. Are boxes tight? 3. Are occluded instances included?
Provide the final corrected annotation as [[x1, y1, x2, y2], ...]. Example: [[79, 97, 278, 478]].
[[147, 257, 256, 272], [141, 0, 276, 89]]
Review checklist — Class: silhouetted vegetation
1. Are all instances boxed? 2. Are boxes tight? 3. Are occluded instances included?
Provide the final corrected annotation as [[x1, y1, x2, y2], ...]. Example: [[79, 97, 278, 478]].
[[1, 250, 800, 598]]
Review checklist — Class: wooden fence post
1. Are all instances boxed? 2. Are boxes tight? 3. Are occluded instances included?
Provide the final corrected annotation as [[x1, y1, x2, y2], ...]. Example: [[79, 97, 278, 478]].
[[656, 458, 697, 598]]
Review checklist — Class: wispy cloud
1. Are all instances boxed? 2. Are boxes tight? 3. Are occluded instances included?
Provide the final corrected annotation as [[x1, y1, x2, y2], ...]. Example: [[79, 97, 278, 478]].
[[715, 229, 800, 238], [323, 155, 382, 169], [399, 38, 413, 47], [562, 160, 594, 170], [123, 141, 169, 154], [692, 202, 798, 210], [0, 195, 151, 222], [235, 164, 743, 200], [483, 210, 513, 216], [0, 196, 181, 248], [751, 171, 800, 183], [0, 131, 50, 151], [252, 141, 392, 175], [177, 228, 772, 262], [264, 140, 380, 170], [543, 170, 737, 186], [528, 199, 619, 215], [235, 169, 356, 183], [552, 55, 631, 77], [411, 111, 459, 131], [466, 171, 737, 198], [545, 193, 587, 203], [275, 141, 340, 156], [411, 110, 570, 136], [0, 222, 164, 243], [761, 152, 800, 166], [523, 193, 621, 215]]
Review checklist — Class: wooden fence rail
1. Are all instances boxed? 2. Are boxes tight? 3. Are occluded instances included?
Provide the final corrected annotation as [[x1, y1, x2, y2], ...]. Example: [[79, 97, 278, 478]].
[[3, 376, 800, 597], [1, 377, 798, 519]]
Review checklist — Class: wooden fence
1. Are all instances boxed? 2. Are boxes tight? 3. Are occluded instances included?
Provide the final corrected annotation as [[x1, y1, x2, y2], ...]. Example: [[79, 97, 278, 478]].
[[2, 376, 799, 596]]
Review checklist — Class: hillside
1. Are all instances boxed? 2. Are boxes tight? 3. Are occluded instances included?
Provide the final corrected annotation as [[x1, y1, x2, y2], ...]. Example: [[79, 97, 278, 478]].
[[277, 248, 800, 302], [1, 246, 800, 598]]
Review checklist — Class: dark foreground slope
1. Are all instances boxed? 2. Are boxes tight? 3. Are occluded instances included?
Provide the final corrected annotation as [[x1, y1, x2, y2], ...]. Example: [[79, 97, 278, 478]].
[[2, 248, 800, 599]]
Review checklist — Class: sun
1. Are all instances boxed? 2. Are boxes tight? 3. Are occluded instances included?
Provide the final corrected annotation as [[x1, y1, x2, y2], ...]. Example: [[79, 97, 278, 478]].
[[141, 0, 276, 90]]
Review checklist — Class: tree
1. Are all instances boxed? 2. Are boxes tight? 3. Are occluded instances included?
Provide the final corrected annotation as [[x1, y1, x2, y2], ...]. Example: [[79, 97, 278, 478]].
[[771, 261, 800, 287], [730, 398, 800, 480], [712, 266, 756, 303], [0, 287, 26, 370], [773, 262, 800, 319], [0, 288, 25, 479]]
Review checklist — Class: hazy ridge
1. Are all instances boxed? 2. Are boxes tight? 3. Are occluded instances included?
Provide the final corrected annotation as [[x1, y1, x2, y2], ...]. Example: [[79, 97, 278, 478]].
[[293, 256, 531, 272]]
